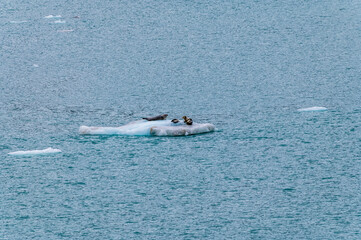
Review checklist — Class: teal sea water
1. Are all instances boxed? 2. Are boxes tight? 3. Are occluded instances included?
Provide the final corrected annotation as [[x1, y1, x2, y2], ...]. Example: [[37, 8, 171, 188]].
[[2, 0, 361, 239]]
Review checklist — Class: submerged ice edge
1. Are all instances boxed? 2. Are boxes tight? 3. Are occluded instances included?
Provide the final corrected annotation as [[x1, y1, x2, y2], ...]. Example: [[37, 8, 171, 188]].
[[297, 106, 327, 112], [8, 147, 62, 156]]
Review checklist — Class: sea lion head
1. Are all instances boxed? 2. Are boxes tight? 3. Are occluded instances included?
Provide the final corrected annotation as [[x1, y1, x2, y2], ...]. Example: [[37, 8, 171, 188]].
[[182, 116, 193, 125], [161, 114, 168, 119]]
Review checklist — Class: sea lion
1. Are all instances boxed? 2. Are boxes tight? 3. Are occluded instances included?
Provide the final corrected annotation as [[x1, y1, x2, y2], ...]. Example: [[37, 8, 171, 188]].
[[182, 116, 193, 125], [171, 119, 179, 123], [143, 114, 168, 121]]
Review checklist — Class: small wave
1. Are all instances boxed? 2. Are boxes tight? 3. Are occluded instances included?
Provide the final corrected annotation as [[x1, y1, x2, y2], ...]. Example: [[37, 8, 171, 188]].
[[9, 20, 28, 23], [57, 29, 74, 32], [44, 15, 62, 19], [297, 106, 327, 112], [9, 147, 62, 156], [54, 20, 66, 24]]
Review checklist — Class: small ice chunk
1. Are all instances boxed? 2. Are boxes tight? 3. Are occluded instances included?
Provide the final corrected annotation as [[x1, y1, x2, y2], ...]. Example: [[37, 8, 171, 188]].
[[9, 147, 62, 156], [297, 106, 327, 112]]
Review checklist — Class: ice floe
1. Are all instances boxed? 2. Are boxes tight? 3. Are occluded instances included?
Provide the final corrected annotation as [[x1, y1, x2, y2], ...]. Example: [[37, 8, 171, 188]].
[[79, 120, 215, 136], [8, 147, 62, 156], [297, 107, 327, 112]]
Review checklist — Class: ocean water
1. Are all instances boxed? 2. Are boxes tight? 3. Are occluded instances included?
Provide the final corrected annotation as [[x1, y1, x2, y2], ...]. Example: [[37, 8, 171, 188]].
[[1, 0, 361, 239]]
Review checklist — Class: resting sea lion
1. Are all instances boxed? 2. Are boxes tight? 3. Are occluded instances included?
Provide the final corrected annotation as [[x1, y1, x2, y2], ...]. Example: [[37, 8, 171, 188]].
[[182, 116, 193, 125], [171, 119, 179, 123], [143, 114, 168, 121]]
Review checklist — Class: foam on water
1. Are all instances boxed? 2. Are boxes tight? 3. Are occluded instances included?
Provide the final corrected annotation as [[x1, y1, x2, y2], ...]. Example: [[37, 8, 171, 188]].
[[8, 147, 62, 156], [79, 120, 215, 136], [297, 106, 327, 112]]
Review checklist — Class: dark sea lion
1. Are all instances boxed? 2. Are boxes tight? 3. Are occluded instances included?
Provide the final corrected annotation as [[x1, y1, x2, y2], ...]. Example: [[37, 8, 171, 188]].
[[182, 116, 193, 125], [143, 114, 168, 121], [171, 119, 179, 123]]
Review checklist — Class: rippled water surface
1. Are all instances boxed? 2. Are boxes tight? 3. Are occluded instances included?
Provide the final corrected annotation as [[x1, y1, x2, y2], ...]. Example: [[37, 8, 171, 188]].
[[2, 0, 361, 239]]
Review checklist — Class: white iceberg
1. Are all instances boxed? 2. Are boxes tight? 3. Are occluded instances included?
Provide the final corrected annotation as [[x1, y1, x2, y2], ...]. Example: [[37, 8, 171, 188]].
[[79, 120, 215, 136], [297, 106, 327, 112], [9, 147, 62, 156]]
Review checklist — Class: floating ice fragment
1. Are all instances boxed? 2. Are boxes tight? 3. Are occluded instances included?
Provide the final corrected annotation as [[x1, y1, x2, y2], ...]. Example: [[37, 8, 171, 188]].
[[9, 147, 62, 156], [79, 120, 215, 136], [297, 106, 327, 112], [33, 64, 39, 67]]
